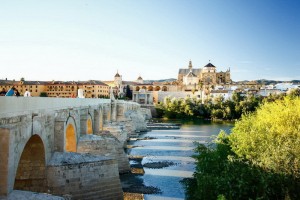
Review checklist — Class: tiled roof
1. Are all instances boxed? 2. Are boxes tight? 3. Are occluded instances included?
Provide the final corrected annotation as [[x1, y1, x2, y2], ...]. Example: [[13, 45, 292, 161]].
[[79, 80, 109, 86], [122, 81, 139, 85], [186, 71, 197, 77], [0, 79, 109, 86], [0, 80, 46, 85], [178, 69, 202, 75]]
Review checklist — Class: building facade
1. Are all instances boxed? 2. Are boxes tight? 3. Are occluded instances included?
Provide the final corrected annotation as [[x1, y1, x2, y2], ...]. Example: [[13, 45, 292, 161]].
[[0, 79, 109, 98], [178, 61, 231, 91]]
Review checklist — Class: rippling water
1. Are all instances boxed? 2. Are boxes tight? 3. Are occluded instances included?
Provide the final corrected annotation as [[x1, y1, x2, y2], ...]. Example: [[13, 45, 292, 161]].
[[126, 119, 233, 200]]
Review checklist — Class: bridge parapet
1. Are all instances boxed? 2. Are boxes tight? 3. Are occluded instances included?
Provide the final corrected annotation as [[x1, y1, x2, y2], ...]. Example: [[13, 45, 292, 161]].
[[0, 97, 111, 117]]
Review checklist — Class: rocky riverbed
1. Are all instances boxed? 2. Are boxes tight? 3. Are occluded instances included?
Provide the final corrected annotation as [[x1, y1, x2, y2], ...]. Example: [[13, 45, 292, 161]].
[[121, 155, 178, 198]]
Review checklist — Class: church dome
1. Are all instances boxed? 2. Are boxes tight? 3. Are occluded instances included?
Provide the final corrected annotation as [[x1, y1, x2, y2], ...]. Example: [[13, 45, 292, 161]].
[[137, 76, 143, 80]]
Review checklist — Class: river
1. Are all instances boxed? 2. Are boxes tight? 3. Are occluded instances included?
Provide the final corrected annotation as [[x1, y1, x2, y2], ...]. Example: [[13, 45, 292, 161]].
[[123, 119, 233, 200]]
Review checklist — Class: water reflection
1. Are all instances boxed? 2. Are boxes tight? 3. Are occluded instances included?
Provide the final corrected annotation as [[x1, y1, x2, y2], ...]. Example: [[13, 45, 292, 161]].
[[124, 120, 233, 199]]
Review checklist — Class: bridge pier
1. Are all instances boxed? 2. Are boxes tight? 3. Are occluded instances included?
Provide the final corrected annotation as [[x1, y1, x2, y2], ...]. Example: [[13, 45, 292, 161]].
[[0, 128, 10, 196], [47, 152, 123, 200]]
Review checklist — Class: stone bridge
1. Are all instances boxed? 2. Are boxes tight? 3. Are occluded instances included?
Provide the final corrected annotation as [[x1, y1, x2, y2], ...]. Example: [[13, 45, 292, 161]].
[[0, 97, 150, 200]]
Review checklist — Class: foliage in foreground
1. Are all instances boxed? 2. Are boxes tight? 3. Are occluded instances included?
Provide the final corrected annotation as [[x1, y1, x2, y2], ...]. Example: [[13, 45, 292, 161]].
[[183, 97, 300, 200], [230, 97, 300, 178]]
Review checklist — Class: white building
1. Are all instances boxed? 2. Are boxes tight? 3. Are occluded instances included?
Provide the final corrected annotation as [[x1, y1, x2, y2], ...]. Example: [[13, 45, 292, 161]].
[[210, 90, 233, 101], [258, 89, 284, 97]]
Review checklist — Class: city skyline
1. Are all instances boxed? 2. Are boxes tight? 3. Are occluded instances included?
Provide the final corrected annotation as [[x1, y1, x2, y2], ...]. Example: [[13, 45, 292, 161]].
[[0, 0, 299, 82]]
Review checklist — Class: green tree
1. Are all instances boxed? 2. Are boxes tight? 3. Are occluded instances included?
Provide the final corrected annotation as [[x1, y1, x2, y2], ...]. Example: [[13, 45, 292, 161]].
[[125, 85, 132, 99], [40, 92, 48, 97], [184, 97, 300, 199], [287, 88, 300, 98], [230, 97, 300, 177]]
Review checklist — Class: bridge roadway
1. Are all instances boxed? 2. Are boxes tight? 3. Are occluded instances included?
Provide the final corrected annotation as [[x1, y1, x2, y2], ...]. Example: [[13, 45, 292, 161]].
[[0, 97, 147, 199]]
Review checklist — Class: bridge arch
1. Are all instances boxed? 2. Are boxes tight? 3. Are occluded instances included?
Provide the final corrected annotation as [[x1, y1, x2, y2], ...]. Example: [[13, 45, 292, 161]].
[[14, 134, 47, 193], [65, 117, 77, 152], [148, 86, 153, 91], [87, 114, 93, 134]]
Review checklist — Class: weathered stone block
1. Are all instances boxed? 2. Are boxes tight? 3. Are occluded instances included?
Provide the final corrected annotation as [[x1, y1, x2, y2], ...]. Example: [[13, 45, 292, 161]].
[[77, 134, 130, 173], [47, 152, 123, 200]]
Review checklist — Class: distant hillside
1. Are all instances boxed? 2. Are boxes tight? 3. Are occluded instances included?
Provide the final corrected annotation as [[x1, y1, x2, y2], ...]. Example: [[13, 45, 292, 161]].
[[144, 78, 176, 84], [236, 79, 300, 85]]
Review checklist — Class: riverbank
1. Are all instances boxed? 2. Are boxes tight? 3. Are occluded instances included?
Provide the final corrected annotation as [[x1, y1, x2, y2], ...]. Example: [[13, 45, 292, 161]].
[[121, 155, 175, 196]]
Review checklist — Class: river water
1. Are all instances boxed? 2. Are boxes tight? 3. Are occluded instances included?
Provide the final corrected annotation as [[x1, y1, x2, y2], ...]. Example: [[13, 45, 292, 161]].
[[125, 120, 233, 200]]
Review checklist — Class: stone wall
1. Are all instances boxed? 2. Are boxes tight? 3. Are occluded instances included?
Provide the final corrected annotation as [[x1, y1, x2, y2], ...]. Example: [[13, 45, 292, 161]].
[[124, 110, 147, 133], [5, 190, 64, 200], [0, 97, 111, 117], [47, 152, 123, 200], [140, 107, 152, 120], [102, 124, 128, 146], [0, 128, 10, 196], [77, 134, 130, 173]]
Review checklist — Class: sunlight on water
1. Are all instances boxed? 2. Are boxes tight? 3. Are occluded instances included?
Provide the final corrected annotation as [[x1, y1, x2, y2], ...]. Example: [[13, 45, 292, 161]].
[[146, 133, 212, 138], [144, 168, 193, 178], [124, 121, 234, 199], [134, 146, 194, 151], [142, 156, 195, 163], [144, 195, 184, 200], [153, 130, 206, 133], [138, 139, 195, 143]]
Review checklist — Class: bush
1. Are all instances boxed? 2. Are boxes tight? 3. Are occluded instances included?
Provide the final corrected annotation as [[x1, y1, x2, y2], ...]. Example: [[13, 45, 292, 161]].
[[183, 97, 300, 199], [230, 97, 300, 177], [40, 92, 48, 97]]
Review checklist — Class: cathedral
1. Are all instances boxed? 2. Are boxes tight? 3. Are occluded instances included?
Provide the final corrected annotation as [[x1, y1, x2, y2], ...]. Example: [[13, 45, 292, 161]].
[[178, 61, 231, 91]]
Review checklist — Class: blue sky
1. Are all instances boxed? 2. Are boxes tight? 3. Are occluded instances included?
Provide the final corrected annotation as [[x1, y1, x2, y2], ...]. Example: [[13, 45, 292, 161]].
[[0, 0, 299, 82]]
